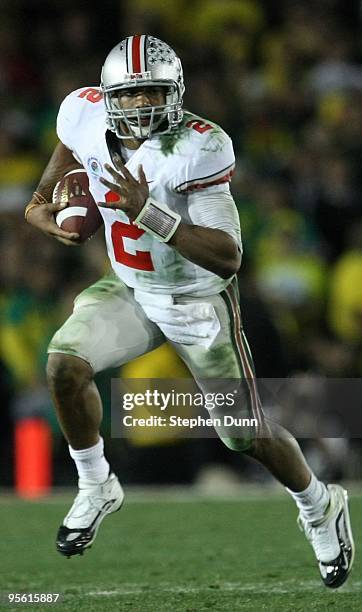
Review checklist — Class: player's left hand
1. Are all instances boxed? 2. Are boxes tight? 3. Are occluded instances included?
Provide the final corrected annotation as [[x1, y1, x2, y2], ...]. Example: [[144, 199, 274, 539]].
[[98, 154, 149, 221]]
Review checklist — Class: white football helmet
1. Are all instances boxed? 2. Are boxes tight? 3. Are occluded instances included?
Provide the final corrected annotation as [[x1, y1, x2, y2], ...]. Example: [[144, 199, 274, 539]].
[[100, 35, 185, 139]]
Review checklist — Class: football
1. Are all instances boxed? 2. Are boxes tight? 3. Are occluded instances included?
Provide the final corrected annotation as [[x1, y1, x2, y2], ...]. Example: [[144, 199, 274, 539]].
[[53, 169, 103, 242]]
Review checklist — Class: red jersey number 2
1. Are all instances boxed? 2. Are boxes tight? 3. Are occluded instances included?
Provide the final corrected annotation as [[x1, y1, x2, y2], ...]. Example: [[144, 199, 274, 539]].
[[186, 119, 213, 134], [78, 88, 103, 103], [106, 192, 154, 271]]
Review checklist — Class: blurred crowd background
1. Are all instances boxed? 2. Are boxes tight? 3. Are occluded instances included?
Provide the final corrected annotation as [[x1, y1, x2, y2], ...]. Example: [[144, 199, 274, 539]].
[[0, 0, 361, 490]]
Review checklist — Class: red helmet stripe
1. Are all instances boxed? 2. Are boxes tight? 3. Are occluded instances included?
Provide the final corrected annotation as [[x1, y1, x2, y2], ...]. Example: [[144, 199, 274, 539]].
[[131, 35, 142, 73]]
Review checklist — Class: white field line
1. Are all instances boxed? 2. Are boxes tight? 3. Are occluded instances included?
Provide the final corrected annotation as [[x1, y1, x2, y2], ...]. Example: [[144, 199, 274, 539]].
[[87, 580, 362, 597], [0, 485, 281, 503], [4, 485, 362, 507], [2, 484, 362, 504]]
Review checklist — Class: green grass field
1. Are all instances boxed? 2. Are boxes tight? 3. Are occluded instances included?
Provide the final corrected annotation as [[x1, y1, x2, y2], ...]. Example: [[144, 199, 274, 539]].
[[0, 489, 360, 611]]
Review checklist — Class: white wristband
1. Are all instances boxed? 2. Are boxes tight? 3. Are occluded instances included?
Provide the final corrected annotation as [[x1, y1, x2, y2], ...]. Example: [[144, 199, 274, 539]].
[[134, 197, 181, 242]]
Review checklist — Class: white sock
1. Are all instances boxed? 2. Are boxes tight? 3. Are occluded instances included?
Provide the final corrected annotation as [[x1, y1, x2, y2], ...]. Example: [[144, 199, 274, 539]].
[[286, 472, 330, 524], [69, 437, 110, 484]]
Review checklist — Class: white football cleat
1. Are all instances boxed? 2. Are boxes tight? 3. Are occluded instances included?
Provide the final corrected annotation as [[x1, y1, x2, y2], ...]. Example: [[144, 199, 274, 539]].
[[56, 472, 124, 557], [298, 484, 355, 588]]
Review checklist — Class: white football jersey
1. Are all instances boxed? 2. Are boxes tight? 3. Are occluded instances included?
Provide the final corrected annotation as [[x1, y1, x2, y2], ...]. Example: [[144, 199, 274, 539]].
[[57, 86, 241, 296]]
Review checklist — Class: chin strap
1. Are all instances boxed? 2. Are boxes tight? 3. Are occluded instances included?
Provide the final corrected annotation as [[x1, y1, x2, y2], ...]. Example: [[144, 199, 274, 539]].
[[134, 197, 181, 242]]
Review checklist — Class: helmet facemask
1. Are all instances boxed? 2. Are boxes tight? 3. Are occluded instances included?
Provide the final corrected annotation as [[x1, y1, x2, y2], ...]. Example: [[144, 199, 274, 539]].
[[103, 81, 183, 140]]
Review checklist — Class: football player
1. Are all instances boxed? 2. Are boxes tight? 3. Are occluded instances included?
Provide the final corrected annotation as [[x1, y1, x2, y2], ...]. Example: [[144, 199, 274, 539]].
[[25, 35, 354, 587]]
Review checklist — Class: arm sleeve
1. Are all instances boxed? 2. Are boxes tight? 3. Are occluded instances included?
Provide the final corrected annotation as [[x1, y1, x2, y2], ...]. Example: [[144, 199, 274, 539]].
[[187, 184, 242, 249]]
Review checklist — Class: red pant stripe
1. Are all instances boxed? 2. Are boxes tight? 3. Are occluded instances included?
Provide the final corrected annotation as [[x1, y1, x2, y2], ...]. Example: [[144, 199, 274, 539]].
[[226, 282, 264, 427]]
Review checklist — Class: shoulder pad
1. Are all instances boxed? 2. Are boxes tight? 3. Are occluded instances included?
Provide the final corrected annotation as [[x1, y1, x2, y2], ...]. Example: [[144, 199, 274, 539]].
[[57, 87, 104, 149], [173, 113, 235, 193]]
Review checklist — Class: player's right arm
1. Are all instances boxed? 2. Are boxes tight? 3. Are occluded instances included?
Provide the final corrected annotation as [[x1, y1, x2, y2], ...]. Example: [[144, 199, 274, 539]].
[[25, 141, 82, 246], [26, 88, 98, 245]]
